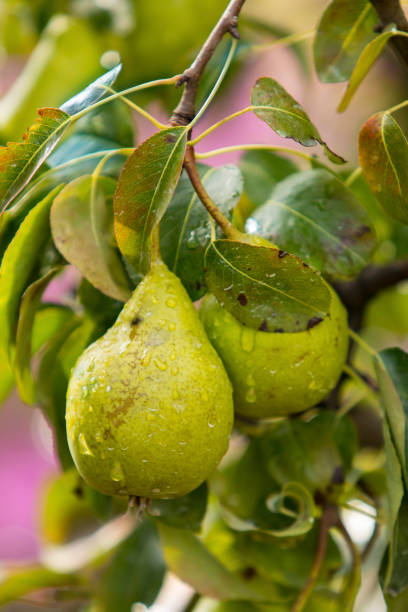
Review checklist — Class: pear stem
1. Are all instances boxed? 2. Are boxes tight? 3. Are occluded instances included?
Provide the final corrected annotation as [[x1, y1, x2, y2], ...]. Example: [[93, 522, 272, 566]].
[[150, 226, 162, 263], [183, 145, 242, 239]]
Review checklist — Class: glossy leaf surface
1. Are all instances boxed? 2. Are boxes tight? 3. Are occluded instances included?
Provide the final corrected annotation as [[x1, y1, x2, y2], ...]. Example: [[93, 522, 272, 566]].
[[0, 185, 63, 361], [359, 112, 408, 224], [248, 169, 376, 278], [205, 240, 331, 333], [60, 64, 122, 116], [0, 108, 69, 212], [314, 0, 377, 83], [51, 175, 131, 301], [338, 27, 398, 112], [251, 78, 345, 164], [114, 127, 187, 273], [160, 164, 242, 300]]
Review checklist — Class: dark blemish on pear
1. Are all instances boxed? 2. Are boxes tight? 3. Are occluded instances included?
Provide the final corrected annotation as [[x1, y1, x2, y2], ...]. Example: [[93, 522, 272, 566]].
[[307, 316, 323, 330], [237, 292, 248, 306], [259, 320, 268, 331], [131, 316, 143, 326], [278, 250, 288, 258], [73, 485, 84, 498], [274, 328, 284, 333]]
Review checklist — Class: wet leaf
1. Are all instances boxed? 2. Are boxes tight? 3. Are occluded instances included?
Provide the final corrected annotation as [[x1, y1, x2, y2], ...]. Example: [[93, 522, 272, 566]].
[[0, 565, 80, 606], [338, 26, 398, 112], [314, 0, 378, 83], [14, 267, 62, 405], [0, 108, 69, 212], [0, 185, 64, 362], [51, 175, 131, 302], [359, 112, 408, 224], [98, 519, 165, 612], [251, 78, 345, 164], [247, 169, 376, 278], [71, 98, 135, 148], [114, 127, 187, 273], [60, 64, 122, 116], [150, 482, 208, 532], [160, 164, 242, 300], [205, 240, 331, 333], [157, 523, 260, 601], [47, 134, 124, 168]]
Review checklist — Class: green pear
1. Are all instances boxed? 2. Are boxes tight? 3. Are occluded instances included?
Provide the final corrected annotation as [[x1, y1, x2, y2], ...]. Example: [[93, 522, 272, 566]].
[[199, 287, 348, 419], [66, 262, 234, 498]]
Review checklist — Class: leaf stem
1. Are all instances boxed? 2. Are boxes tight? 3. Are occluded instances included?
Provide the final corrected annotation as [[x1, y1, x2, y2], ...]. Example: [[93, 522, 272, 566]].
[[248, 29, 315, 54], [101, 85, 166, 129], [291, 505, 336, 612], [71, 75, 181, 122], [189, 106, 251, 144], [183, 146, 242, 239], [348, 329, 379, 360], [150, 226, 162, 264], [344, 167, 362, 187], [195, 143, 328, 167], [343, 364, 379, 403], [188, 38, 238, 129], [386, 98, 408, 114]]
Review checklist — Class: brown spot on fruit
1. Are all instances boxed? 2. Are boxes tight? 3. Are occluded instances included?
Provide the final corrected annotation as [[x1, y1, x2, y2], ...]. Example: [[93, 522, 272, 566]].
[[278, 250, 288, 258]]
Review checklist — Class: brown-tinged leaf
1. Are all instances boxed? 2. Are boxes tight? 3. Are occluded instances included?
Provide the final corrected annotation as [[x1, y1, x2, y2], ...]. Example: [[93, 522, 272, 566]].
[[359, 112, 408, 224], [0, 108, 70, 213], [114, 127, 187, 273]]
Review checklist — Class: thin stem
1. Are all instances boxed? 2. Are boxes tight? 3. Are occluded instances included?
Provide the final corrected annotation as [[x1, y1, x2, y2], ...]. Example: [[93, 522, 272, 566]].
[[249, 29, 315, 54], [190, 105, 251, 144], [343, 364, 379, 404], [386, 99, 408, 114], [348, 329, 379, 360], [196, 143, 327, 167], [71, 75, 181, 122], [188, 38, 238, 129], [150, 226, 162, 263], [101, 84, 166, 129], [344, 167, 362, 187], [183, 146, 242, 239], [291, 505, 336, 612], [337, 518, 361, 612], [92, 148, 130, 181]]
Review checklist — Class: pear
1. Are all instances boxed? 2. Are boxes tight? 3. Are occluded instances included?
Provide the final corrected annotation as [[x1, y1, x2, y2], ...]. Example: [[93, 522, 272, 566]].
[[199, 287, 348, 419], [66, 262, 234, 499]]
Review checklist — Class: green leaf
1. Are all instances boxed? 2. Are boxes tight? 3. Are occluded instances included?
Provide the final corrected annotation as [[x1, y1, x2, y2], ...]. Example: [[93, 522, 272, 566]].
[[48, 134, 123, 168], [251, 78, 345, 164], [359, 112, 408, 224], [60, 64, 122, 116], [338, 26, 398, 112], [114, 127, 187, 273], [78, 279, 123, 327], [385, 494, 408, 596], [160, 164, 243, 300], [0, 565, 80, 606], [98, 519, 165, 612], [150, 482, 208, 532], [314, 0, 378, 83], [157, 523, 261, 601], [248, 169, 376, 278], [0, 361, 14, 405], [204, 240, 331, 333], [239, 150, 298, 209], [0, 184, 64, 362], [14, 267, 62, 405], [51, 175, 131, 302], [71, 98, 134, 148], [0, 108, 69, 212]]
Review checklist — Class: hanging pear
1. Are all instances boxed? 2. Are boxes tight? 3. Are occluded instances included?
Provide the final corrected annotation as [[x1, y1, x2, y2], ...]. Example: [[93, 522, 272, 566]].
[[66, 262, 234, 498], [199, 287, 348, 419]]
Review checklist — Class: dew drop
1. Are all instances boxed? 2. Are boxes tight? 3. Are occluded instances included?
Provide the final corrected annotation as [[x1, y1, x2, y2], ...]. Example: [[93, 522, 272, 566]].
[[88, 405, 94, 413], [106, 385, 111, 392], [208, 421, 216, 429], [95, 430, 102, 442], [154, 358, 168, 371], [81, 385, 89, 399], [110, 461, 125, 483], [246, 373, 255, 386], [241, 328, 255, 352], [245, 387, 257, 403], [78, 433, 93, 456], [141, 351, 151, 367], [169, 349, 177, 361], [168, 321, 176, 331], [171, 366, 179, 375], [166, 298, 177, 308]]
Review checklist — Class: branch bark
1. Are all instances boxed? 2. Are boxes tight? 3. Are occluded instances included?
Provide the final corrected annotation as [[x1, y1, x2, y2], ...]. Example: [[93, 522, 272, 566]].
[[170, 0, 246, 125], [369, 0, 408, 69]]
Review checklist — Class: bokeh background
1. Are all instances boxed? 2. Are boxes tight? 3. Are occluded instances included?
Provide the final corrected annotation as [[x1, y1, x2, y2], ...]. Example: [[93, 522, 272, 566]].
[[1, 0, 408, 610]]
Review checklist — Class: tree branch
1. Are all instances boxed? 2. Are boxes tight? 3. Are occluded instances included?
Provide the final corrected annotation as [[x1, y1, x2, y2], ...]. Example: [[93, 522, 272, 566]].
[[369, 0, 408, 70], [170, 0, 247, 125], [334, 258, 408, 330]]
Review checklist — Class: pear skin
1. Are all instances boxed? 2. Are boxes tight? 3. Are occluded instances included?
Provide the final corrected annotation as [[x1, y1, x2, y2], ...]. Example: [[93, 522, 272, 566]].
[[66, 262, 234, 498], [199, 288, 348, 419]]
